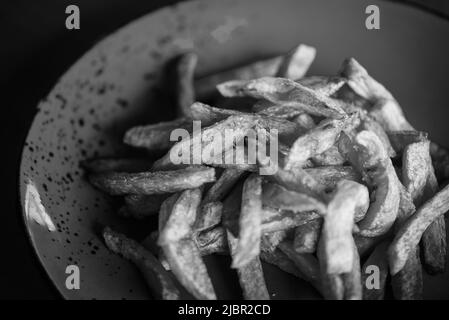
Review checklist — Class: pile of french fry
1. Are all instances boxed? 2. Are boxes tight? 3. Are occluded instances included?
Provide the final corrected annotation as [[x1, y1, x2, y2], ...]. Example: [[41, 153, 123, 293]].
[[83, 44, 449, 300]]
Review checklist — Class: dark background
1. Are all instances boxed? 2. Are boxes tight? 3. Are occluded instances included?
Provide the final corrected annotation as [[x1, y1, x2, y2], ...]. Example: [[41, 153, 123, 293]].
[[1, 0, 448, 300]]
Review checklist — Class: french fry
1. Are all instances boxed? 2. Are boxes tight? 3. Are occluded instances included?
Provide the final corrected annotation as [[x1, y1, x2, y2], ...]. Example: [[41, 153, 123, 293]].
[[285, 114, 359, 170], [317, 236, 345, 300], [361, 241, 389, 300], [359, 114, 396, 158], [311, 146, 346, 167], [174, 52, 197, 118], [293, 219, 322, 253], [321, 180, 369, 274], [217, 77, 347, 119], [123, 118, 192, 151], [261, 207, 321, 233], [194, 201, 223, 233], [275, 44, 316, 79], [262, 182, 327, 215], [339, 131, 400, 237], [232, 174, 263, 268], [292, 113, 316, 130], [297, 76, 346, 96], [195, 226, 228, 256], [391, 246, 423, 300], [80, 157, 152, 173], [89, 166, 215, 195], [103, 227, 182, 300], [341, 238, 362, 300], [195, 56, 284, 100], [190, 102, 243, 126], [370, 98, 414, 132], [227, 231, 270, 300], [260, 230, 289, 253], [388, 183, 449, 275], [303, 165, 362, 192]]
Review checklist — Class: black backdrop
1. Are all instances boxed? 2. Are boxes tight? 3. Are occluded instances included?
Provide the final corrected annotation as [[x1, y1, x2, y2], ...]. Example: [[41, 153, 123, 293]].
[[1, 0, 448, 300]]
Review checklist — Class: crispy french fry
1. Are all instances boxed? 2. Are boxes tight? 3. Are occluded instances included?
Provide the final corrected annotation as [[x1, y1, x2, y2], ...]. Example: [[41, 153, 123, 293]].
[[391, 246, 423, 300], [162, 239, 217, 300], [293, 219, 322, 253], [195, 56, 284, 99], [361, 241, 389, 300], [158, 188, 202, 245], [311, 145, 346, 167], [118, 194, 167, 219], [285, 114, 359, 170], [369, 98, 414, 132], [103, 227, 182, 300], [217, 77, 347, 119], [232, 174, 263, 268], [89, 166, 215, 195], [190, 102, 242, 126], [227, 231, 270, 300], [260, 230, 288, 252], [339, 131, 400, 237], [341, 238, 362, 300], [194, 201, 223, 233], [262, 182, 327, 215], [124, 118, 192, 151], [174, 52, 197, 118], [317, 236, 345, 300], [321, 180, 369, 274], [421, 214, 446, 274], [261, 207, 321, 233], [256, 105, 303, 120], [388, 183, 449, 275], [275, 44, 316, 79], [297, 76, 346, 96], [195, 226, 228, 256], [303, 165, 362, 192], [81, 157, 152, 173], [359, 114, 396, 158]]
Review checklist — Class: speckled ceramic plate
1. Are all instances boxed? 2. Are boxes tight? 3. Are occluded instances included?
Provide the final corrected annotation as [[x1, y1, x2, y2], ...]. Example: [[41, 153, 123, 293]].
[[19, 0, 449, 299]]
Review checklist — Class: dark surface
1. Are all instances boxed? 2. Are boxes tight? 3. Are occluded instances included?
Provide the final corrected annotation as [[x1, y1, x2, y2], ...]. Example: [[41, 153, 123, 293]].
[[1, 0, 448, 300]]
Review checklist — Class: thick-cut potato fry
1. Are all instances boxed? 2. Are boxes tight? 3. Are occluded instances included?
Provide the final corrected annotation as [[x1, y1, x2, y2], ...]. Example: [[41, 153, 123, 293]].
[[388, 183, 449, 275], [81, 157, 152, 173], [388, 130, 427, 154], [262, 182, 327, 215], [341, 239, 362, 300], [89, 166, 215, 195], [118, 194, 167, 219], [391, 246, 423, 300], [359, 115, 396, 158], [276, 44, 316, 79], [292, 113, 316, 129], [151, 115, 257, 170], [217, 77, 347, 119], [227, 231, 270, 300], [272, 166, 328, 201], [103, 227, 182, 300], [158, 188, 202, 245], [317, 236, 345, 300], [321, 180, 369, 274], [304, 165, 362, 191], [194, 202, 223, 233], [261, 207, 321, 233], [340, 131, 400, 237], [361, 241, 389, 300], [311, 145, 346, 167], [190, 102, 242, 126], [124, 118, 191, 151], [297, 76, 346, 97], [285, 114, 359, 170], [232, 174, 263, 268], [195, 56, 283, 99], [162, 239, 217, 300], [402, 140, 447, 274], [293, 219, 322, 253], [278, 241, 321, 291], [195, 226, 228, 256], [174, 52, 197, 118]]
